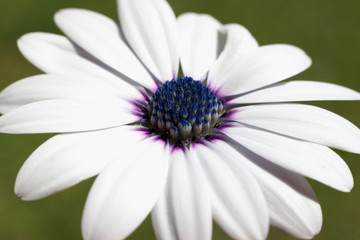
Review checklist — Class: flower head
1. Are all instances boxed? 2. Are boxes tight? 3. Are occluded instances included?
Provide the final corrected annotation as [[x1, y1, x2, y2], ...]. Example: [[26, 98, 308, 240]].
[[1, 0, 360, 239]]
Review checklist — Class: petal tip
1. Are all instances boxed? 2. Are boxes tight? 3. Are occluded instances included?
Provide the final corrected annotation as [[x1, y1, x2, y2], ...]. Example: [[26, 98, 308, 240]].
[[14, 189, 29, 201], [17, 33, 31, 49], [339, 176, 354, 193], [54, 9, 69, 24]]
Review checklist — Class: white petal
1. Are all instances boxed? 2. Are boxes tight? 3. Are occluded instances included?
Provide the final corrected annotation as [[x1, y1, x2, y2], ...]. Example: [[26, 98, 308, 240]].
[[230, 80, 360, 104], [0, 99, 137, 134], [231, 104, 360, 153], [218, 23, 259, 57], [118, 0, 179, 81], [213, 140, 322, 239], [209, 44, 311, 96], [17, 32, 142, 95], [15, 126, 143, 200], [82, 137, 169, 240], [194, 143, 269, 240], [223, 126, 353, 192], [151, 148, 212, 240], [54, 9, 156, 90], [207, 24, 258, 91], [0, 74, 137, 114], [178, 13, 221, 80]]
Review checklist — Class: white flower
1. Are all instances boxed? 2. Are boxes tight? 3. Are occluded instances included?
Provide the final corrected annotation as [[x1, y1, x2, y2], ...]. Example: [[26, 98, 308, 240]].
[[0, 0, 360, 239]]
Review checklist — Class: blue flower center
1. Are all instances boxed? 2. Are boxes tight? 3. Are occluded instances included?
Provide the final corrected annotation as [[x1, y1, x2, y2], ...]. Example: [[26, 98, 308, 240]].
[[145, 76, 224, 143]]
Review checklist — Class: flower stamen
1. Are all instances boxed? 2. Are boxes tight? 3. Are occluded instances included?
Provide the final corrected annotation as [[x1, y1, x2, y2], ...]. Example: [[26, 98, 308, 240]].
[[143, 76, 224, 144]]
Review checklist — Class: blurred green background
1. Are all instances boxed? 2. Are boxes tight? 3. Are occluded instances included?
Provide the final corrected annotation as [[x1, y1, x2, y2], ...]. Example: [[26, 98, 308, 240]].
[[0, 0, 360, 239]]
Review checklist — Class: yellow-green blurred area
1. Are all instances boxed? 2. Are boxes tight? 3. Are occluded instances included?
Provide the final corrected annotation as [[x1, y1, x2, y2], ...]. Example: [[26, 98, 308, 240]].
[[0, 0, 360, 239]]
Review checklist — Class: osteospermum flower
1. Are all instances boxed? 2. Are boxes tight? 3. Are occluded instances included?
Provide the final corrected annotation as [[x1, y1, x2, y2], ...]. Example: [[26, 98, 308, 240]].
[[1, 0, 360, 239]]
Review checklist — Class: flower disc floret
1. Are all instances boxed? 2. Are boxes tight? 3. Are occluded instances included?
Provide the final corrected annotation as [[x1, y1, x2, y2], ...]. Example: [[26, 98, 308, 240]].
[[145, 76, 224, 143]]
